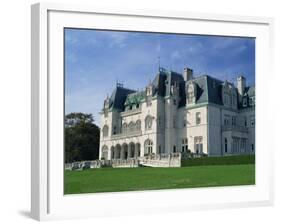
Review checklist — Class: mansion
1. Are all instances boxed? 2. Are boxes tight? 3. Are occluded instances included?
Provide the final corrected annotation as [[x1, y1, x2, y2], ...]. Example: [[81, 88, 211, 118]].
[[99, 67, 255, 160]]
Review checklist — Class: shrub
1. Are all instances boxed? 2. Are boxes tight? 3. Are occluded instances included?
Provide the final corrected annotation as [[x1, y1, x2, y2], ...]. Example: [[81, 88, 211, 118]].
[[181, 154, 255, 167]]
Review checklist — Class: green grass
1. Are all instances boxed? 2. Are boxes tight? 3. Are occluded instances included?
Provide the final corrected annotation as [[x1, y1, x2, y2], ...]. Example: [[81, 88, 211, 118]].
[[64, 164, 255, 194], [181, 155, 255, 167]]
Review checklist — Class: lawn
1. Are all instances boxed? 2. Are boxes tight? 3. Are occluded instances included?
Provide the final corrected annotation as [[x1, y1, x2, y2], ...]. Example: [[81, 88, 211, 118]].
[[64, 164, 255, 194]]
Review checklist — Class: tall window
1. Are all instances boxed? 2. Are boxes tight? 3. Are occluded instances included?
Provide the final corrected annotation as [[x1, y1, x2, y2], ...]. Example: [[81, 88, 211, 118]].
[[144, 139, 153, 155], [224, 138, 228, 153], [173, 145, 177, 153], [232, 116, 237, 126], [145, 115, 153, 130], [194, 136, 203, 154], [244, 116, 248, 127], [102, 125, 109, 138], [182, 138, 188, 152], [102, 145, 108, 159], [196, 112, 201, 125], [224, 115, 230, 126]]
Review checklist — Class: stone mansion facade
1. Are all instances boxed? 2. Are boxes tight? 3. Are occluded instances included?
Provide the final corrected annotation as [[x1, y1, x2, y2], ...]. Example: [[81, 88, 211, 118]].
[[99, 67, 255, 160]]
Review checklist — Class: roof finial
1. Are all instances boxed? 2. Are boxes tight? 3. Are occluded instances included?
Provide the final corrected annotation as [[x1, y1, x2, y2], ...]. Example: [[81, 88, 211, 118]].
[[158, 56, 161, 71]]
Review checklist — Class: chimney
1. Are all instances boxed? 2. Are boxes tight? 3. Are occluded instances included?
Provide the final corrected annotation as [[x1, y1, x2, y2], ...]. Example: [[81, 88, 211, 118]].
[[183, 67, 193, 82], [237, 75, 246, 97]]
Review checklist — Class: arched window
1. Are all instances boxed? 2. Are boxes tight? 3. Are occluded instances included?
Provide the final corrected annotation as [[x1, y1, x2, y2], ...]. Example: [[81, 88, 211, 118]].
[[122, 123, 127, 133], [144, 139, 153, 155], [102, 125, 109, 138], [145, 116, 153, 130], [136, 120, 141, 131], [101, 145, 108, 159], [128, 121, 135, 132]]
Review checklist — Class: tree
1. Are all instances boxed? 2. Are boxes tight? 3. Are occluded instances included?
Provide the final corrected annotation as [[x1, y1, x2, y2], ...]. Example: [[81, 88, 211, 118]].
[[65, 113, 100, 163]]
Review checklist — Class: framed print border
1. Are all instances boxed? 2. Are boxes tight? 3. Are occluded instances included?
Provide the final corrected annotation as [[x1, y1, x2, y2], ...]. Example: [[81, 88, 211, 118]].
[[31, 2, 274, 221]]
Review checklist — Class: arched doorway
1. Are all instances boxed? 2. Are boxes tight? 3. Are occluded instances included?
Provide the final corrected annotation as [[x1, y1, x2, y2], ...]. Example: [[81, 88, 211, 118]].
[[128, 142, 135, 159], [135, 143, 141, 158], [115, 144, 121, 159], [121, 143, 128, 160]]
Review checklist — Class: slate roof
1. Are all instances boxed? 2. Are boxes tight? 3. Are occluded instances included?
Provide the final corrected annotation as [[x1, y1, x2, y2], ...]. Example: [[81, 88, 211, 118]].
[[244, 86, 255, 97], [106, 69, 255, 110], [109, 86, 136, 110]]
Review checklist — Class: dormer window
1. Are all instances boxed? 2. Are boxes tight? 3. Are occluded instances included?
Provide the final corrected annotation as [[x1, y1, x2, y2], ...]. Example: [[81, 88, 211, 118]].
[[187, 82, 196, 104], [249, 96, 255, 106]]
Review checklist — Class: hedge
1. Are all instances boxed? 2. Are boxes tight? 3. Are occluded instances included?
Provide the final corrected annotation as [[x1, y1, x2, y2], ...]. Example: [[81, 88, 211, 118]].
[[181, 155, 255, 167]]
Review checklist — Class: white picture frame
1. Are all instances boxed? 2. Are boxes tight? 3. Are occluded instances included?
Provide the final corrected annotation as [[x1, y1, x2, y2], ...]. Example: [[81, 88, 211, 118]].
[[31, 2, 274, 221]]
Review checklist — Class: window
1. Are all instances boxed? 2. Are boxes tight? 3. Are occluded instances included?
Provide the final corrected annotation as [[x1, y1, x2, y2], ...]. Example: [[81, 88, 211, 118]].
[[173, 146, 176, 153], [196, 112, 201, 125], [194, 136, 203, 154], [224, 138, 228, 153], [145, 116, 153, 130], [182, 138, 188, 152], [144, 139, 153, 155], [102, 146, 108, 159], [102, 125, 109, 138], [251, 144, 255, 151], [224, 115, 230, 126], [249, 96, 255, 106], [244, 116, 248, 127], [250, 115, 255, 126], [232, 116, 236, 126]]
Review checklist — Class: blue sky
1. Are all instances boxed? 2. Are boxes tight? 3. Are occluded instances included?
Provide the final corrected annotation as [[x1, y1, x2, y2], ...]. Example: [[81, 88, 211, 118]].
[[65, 28, 255, 127]]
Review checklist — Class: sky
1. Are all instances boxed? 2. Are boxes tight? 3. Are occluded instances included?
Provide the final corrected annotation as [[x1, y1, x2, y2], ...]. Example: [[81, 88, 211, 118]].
[[65, 28, 255, 127]]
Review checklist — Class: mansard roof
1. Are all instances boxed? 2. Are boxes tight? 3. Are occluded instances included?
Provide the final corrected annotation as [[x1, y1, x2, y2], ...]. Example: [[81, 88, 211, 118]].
[[106, 68, 255, 110], [109, 86, 136, 111]]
